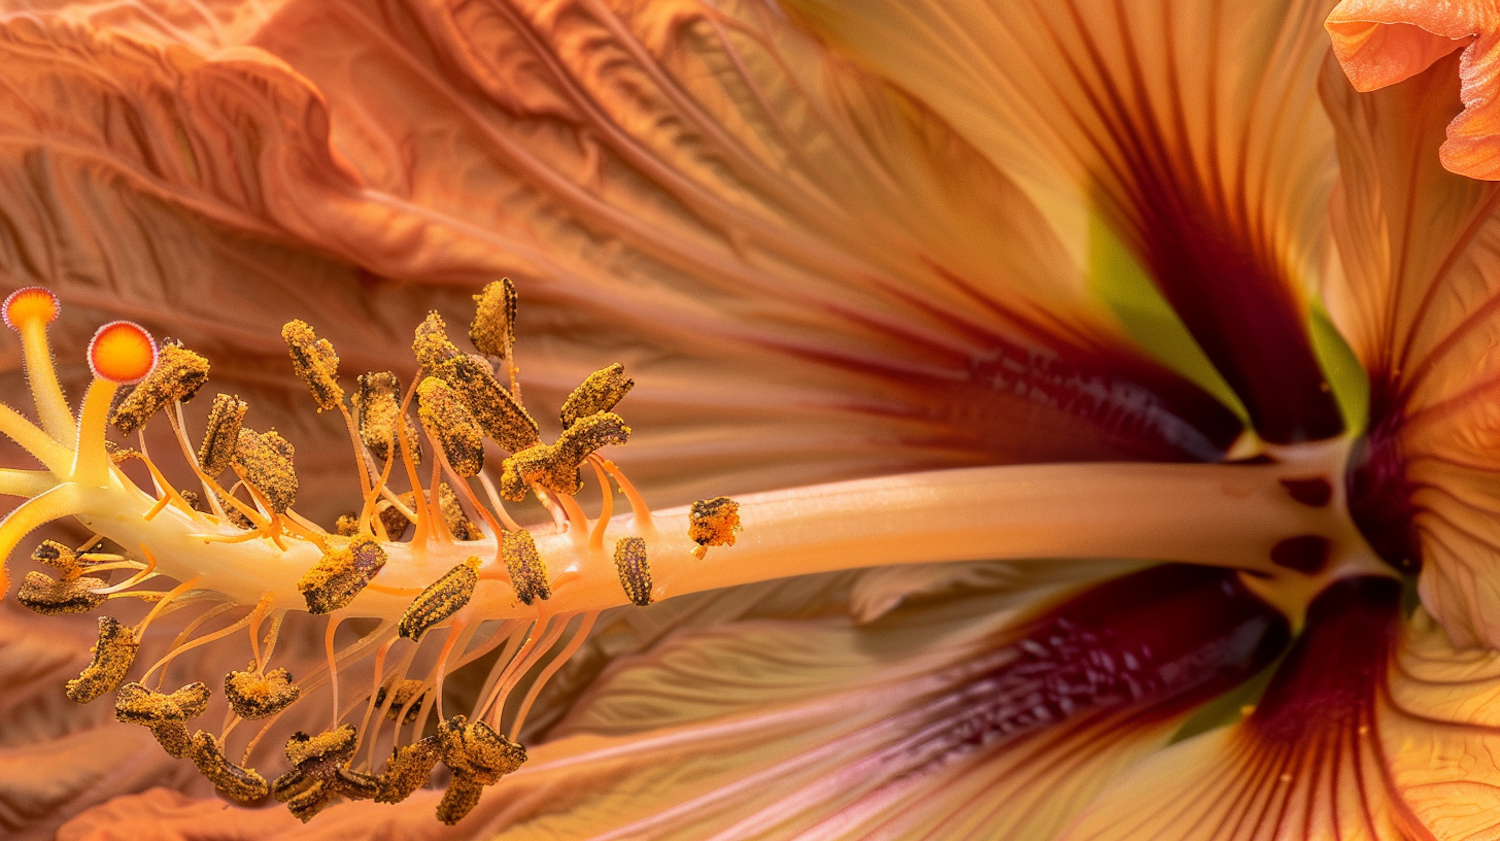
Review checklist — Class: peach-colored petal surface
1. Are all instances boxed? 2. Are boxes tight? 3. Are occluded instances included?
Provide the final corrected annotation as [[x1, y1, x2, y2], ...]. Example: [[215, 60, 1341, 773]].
[[1323, 49, 1500, 648], [1327, 0, 1500, 179], [786, 0, 1344, 443]]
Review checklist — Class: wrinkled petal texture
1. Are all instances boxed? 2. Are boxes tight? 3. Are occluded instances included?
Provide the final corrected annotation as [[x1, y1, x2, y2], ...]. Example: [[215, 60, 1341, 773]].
[[786, 0, 1344, 443], [1324, 49, 1500, 648], [1326, 0, 1500, 180]]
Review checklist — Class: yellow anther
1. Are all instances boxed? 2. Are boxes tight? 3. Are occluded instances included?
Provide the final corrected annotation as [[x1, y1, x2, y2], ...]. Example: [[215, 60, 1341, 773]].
[[435, 715, 526, 825], [273, 725, 380, 822], [469, 278, 517, 359], [353, 372, 420, 463], [413, 311, 461, 369], [234, 428, 298, 514], [104, 440, 140, 464], [560, 364, 634, 429], [377, 498, 413, 541], [190, 731, 269, 803], [374, 678, 427, 724], [437, 355, 539, 453], [31, 539, 80, 578], [376, 736, 442, 804], [437, 482, 482, 540], [18, 571, 106, 615], [498, 412, 630, 501], [297, 536, 388, 614], [179, 489, 205, 512], [398, 558, 480, 640], [88, 321, 157, 385], [109, 341, 210, 435], [114, 680, 210, 758], [334, 513, 359, 537], [689, 496, 742, 559], [614, 536, 652, 606], [65, 616, 139, 703], [417, 377, 485, 476], [198, 394, 247, 476], [282, 320, 343, 412], [502, 529, 550, 605], [224, 665, 301, 719]]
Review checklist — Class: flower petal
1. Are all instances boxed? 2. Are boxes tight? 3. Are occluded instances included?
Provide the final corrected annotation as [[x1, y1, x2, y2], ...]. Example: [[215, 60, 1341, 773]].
[[1323, 48, 1500, 646], [1326, 0, 1500, 180], [1061, 576, 1423, 841], [786, 0, 1344, 443]]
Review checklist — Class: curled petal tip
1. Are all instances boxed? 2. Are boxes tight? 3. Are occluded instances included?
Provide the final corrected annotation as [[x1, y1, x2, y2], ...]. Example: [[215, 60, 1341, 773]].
[[88, 321, 157, 385], [2, 287, 59, 330]]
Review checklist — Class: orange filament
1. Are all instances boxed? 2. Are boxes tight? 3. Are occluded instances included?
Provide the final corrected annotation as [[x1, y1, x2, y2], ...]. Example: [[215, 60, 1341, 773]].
[[589, 460, 614, 551], [509, 610, 597, 740]]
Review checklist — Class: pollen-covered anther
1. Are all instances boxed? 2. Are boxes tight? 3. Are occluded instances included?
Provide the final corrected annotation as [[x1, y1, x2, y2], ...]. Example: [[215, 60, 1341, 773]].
[[614, 536, 653, 606], [88, 321, 157, 385], [114, 680, 210, 758], [688, 496, 742, 560], [469, 278, 517, 359], [413, 311, 462, 369], [109, 339, 209, 435], [398, 558, 480, 640], [18, 571, 107, 615], [104, 440, 140, 464], [417, 377, 485, 476], [353, 372, 420, 463], [2, 286, 59, 329], [224, 664, 301, 719], [560, 364, 634, 429], [282, 320, 344, 412], [233, 428, 298, 513], [31, 539, 82, 578], [190, 731, 269, 803], [498, 412, 630, 501], [503, 529, 550, 605], [374, 678, 427, 724], [272, 725, 381, 822], [198, 393, 247, 476], [437, 354, 539, 452], [376, 736, 442, 804], [297, 536, 388, 614], [435, 715, 527, 824], [65, 616, 139, 703]]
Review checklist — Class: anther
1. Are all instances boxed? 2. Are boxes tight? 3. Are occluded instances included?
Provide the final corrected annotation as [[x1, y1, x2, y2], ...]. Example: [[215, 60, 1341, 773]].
[[498, 412, 630, 501], [614, 536, 652, 606], [413, 312, 462, 369], [225, 664, 302, 719], [437, 355, 539, 452], [190, 731, 269, 803], [297, 536, 388, 614], [417, 377, 485, 476], [109, 340, 210, 435], [398, 558, 480, 640], [376, 736, 442, 804], [65, 616, 139, 703], [18, 571, 107, 615], [353, 372, 420, 463], [198, 393, 247, 476], [688, 496, 742, 560], [435, 715, 527, 824], [503, 529, 550, 605], [437, 482, 482, 540], [282, 320, 344, 412], [560, 364, 633, 429], [234, 428, 298, 513], [469, 278, 517, 359], [114, 680, 210, 758], [31, 539, 81, 577], [374, 678, 427, 724], [272, 725, 381, 822], [335, 513, 359, 537]]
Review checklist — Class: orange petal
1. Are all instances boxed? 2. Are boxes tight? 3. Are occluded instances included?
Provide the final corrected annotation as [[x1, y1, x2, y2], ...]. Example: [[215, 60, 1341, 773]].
[[1326, 0, 1500, 180], [1324, 47, 1500, 647], [786, 0, 1343, 443]]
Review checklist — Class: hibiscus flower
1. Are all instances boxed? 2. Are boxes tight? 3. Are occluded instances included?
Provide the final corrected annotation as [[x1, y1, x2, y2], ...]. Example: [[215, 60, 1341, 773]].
[[2, 0, 1500, 839]]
